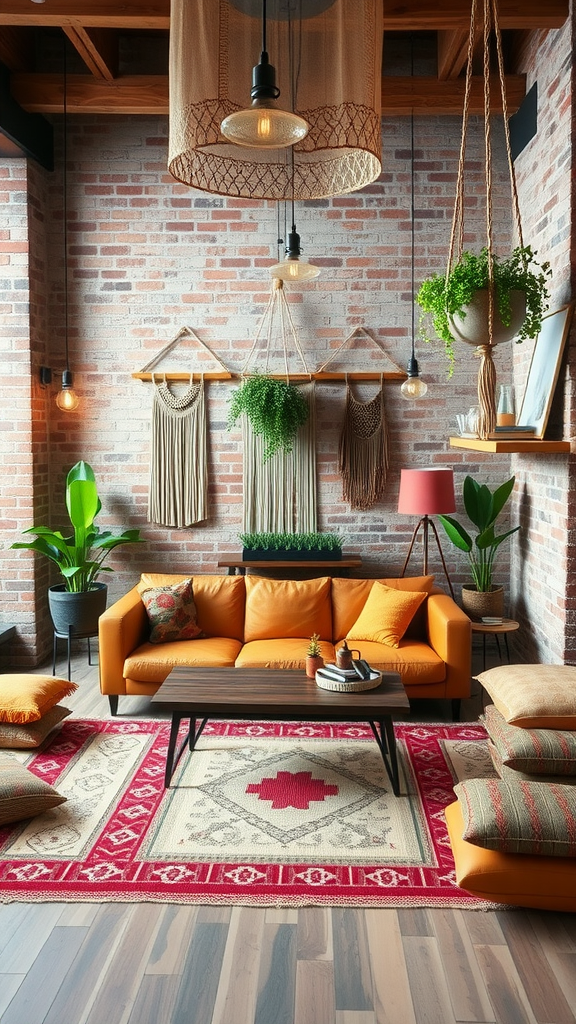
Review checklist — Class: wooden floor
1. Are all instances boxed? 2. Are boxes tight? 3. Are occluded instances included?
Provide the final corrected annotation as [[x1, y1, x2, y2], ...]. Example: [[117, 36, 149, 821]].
[[1, 643, 575, 1024]]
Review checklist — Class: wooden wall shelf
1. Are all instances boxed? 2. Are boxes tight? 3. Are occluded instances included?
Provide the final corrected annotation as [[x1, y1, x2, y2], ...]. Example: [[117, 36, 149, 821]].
[[449, 436, 571, 453]]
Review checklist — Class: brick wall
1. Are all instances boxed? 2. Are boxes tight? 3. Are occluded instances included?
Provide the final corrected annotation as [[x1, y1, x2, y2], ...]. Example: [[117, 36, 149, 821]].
[[510, 14, 575, 664], [0, 102, 536, 667]]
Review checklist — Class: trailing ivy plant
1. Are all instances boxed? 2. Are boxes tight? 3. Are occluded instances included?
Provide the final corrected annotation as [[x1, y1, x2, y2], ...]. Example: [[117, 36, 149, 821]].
[[416, 245, 551, 374], [227, 374, 309, 461], [239, 531, 343, 553]]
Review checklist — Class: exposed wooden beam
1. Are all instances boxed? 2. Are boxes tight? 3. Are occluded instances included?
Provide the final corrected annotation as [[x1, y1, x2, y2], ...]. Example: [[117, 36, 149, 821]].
[[64, 26, 118, 81], [11, 74, 169, 114], [382, 74, 526, 114], [10, 72, 526, 117], [437, 30, 472, 79], [0, 0, 568, 32], [0, 26, 34, 72]]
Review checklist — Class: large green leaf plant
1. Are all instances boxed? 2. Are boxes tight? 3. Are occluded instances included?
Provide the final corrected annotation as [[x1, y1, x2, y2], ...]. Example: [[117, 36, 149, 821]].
[[12, 461, 142, 592], [438, 475, 520, 592]]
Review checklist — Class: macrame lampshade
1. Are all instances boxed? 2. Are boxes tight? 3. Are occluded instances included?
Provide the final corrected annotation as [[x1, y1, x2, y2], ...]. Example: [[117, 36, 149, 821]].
[[168, 0, 383, 200]]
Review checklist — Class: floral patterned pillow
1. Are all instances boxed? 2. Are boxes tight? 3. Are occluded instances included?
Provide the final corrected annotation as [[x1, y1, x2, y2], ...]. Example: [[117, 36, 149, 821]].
[[141, 578, 204, 644]]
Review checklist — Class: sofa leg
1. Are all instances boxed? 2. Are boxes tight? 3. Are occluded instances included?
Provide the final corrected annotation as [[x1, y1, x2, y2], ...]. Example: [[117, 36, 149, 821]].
[[109, 695, 119, 716], [451, 698, 461, 722]]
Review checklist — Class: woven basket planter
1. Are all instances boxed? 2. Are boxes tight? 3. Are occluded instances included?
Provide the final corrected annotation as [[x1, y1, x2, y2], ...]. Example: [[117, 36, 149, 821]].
[[461, 585, 504, 621]]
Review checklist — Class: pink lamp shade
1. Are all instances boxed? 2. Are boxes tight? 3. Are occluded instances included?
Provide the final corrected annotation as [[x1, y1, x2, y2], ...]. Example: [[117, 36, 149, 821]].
[[397, 468, 456, 516]]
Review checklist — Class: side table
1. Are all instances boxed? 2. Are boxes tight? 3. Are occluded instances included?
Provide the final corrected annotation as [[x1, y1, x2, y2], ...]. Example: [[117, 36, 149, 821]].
[[471, 618, 519, 672]]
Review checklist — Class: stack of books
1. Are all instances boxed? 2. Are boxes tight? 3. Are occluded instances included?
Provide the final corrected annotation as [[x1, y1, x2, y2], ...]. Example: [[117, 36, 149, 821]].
[[315, 663, 381, 693], [488, 425, 536, 440]]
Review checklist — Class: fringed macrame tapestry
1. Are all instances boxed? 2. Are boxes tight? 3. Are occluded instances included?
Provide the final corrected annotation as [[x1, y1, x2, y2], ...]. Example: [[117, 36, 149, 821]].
[[339, 382, 389, 511], [242, 382, 317, 533], [148, 376, 207, 528]]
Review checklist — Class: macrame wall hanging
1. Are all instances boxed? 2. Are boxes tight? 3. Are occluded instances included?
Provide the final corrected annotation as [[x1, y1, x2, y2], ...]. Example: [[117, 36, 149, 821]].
[[338, 380, 389, 512], [137, 328, 231, 529], [317, 328, 394, 511], [238, 279, 317, 533]]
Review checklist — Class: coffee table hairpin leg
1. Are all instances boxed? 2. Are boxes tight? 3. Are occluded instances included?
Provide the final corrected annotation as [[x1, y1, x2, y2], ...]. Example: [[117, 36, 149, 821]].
[[369, 718, 401, 796], [164, 714, 208, 787]]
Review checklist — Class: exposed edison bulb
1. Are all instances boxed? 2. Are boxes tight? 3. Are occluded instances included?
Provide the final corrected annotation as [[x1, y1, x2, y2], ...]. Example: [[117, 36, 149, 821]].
[[271, 258, 321, 281], [400, 356, 428, 400], [221, 104, 308, 149], [401, 375, 428, 399], [56, 369, 79, 411]]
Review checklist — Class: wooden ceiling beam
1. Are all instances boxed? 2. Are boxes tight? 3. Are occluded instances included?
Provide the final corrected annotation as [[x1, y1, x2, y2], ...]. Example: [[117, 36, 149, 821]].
[[0, 0, 567, 31], [437, 30, 474, 79], [10, 72, 526, 117], [64, 26, 118, 81], [382, 74, 526, 114]]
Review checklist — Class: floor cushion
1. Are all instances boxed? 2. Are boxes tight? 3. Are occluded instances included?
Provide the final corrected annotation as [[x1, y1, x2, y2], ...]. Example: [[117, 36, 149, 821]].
[[0, 675, 78, 724], [0, 705, 71, 749], [484, 704, 576, 776], [0, 756, 66, 825], [445, 799, 576, 912], [477, 664, 576, 728]]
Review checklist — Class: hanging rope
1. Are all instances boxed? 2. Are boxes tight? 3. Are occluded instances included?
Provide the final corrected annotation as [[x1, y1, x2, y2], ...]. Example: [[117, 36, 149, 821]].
[[338, 379, 389, 511], [241, 278, 309, 379], [148, 375, 207, 528], [446, 0, 525, 439]]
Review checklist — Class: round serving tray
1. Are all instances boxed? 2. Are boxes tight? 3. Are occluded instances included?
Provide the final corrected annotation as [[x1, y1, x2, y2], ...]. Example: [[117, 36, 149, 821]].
[[315, 669, 382, 692]]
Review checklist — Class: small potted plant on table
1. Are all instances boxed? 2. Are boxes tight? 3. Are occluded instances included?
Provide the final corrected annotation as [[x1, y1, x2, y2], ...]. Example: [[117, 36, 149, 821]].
[[306, 634, 324, 678]]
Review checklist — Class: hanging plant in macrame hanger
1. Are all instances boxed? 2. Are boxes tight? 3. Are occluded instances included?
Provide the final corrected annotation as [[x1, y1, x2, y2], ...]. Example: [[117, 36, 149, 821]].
[[417, 0, 551, 439], [227, 279, 311, 461]]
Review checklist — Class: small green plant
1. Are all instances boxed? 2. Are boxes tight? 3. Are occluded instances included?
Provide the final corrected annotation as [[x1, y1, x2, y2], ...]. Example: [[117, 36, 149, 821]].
[[416, 245, 551, 374], [438, 475, 520, 592], [239, 531, 343, 553], [307, 633, 322, 657], [12, 461, 143, 592], [228, 374, 309, 461]]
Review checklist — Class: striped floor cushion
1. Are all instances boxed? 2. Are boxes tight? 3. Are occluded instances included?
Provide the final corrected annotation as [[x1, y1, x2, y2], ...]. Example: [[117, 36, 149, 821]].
[[453, 777, 576, 857], [484, 704, 576, 776]]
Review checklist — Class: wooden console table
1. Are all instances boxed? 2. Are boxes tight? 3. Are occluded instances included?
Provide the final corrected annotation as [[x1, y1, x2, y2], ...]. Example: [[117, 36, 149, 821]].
[[218, 554, 362, 577]]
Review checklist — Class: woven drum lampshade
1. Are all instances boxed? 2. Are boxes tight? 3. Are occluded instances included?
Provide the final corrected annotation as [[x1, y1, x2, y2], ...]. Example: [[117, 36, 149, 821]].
[[168, 0, 383, 200]]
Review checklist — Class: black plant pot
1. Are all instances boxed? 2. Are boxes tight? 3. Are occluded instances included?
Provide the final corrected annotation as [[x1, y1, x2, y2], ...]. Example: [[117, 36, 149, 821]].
[[242, 547, 341, 561], [48, 583, 108, 637]]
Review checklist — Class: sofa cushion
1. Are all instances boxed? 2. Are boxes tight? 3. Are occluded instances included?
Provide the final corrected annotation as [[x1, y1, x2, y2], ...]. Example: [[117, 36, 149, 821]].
[[0, 757, 66, 825], [124, 637, 243, 684], [0, 675, 78, 725], [236, 638, 335, 670], [337, 639, 445, 686], [478, 665, 576, 729], [484, 704, 576, 776], [243, 576, 332, 643], [139, 574, 246, 641], [0, 705, 71, 749], [331, 576, 434, 641], [346, 581, 427, 649], [454, 777, 576, 857], [141, 578, 204, 644]]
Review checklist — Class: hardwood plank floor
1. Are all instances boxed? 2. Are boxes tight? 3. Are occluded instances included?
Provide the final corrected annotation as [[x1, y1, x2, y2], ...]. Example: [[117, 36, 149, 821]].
[[0, 643, 575, 1023]]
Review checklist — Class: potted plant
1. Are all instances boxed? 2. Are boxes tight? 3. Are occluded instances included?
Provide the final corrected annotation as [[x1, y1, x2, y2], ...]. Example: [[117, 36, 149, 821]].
[[305, 633, 324, 678], [416, 245, 551, 374], [227, 374, 309, 461], [239, 531, 343, 561], [438, 475, 520, 619], [12, 460, 143, 637]]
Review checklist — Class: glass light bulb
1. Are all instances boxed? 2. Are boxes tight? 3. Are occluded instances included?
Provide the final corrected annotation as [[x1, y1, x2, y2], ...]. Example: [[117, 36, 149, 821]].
[[270, 258, 321, 281], [220, 106, 309, 150], [56, 386, 80, 411], [400, 376, 428, 400]]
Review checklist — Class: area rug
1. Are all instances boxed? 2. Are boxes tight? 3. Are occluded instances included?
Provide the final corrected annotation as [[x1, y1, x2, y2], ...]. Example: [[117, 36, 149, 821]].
[[0, 718, 495, 908]]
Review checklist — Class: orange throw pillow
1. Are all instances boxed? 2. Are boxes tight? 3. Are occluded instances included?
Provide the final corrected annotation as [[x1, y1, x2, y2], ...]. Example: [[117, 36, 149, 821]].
[[0, 675, 78, 725], [346, 581, 427, 649]]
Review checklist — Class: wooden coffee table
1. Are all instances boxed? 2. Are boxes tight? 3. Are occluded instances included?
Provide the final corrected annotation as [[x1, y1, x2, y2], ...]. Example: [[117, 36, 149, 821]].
[[151, 666, 410, 795]]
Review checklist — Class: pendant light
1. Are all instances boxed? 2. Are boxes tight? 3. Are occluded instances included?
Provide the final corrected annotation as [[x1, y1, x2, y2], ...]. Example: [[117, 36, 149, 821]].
[[56, 39, 79, 412], [271, 206, 320, 281], [400, 52, 427, 401], [220, 0, 309, 150]]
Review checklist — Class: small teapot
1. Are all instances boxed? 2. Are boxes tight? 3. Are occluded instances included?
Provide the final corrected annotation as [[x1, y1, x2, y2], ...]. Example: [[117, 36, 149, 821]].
[[336, 640, 361, 670]]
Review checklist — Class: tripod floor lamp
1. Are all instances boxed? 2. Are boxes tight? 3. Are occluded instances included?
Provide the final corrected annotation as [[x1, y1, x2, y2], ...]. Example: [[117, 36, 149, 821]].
[[397, 467, 456, 598]]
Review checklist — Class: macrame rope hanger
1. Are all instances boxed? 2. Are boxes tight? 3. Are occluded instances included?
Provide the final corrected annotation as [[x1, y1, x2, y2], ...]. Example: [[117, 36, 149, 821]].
[[448, 0, 524, 439], [241, 278, 310, 379]]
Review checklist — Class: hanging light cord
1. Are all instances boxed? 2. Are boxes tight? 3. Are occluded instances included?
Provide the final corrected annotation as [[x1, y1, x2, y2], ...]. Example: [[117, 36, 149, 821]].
[[261, 0, 267, 57], [410, 110, 416, 361], [63, 36, 69, 372]]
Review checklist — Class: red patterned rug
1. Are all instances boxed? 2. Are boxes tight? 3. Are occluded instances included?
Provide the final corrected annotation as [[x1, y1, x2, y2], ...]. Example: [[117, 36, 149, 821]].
[[0, 718, 493, 908]]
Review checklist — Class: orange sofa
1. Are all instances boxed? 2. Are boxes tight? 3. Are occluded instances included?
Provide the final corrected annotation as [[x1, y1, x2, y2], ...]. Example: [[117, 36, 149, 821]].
[[98, 573, 471, 716]]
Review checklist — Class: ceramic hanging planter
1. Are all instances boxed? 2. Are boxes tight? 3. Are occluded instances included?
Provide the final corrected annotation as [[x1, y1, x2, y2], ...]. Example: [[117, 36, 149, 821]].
[[449, 288, 527, 347]]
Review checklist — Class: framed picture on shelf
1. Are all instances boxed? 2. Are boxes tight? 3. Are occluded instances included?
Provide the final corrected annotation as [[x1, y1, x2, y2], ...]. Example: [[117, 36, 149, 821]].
[[517, 303, 574, 438]]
